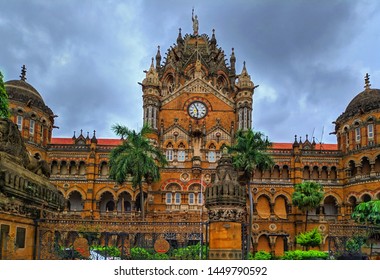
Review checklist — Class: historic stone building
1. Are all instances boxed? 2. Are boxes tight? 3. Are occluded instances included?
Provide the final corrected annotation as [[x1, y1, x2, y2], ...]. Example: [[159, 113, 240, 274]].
[[2, 16, 380, 259]]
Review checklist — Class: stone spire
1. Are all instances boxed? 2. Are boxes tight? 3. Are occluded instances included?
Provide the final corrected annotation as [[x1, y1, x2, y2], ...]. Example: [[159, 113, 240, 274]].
[[230, 48, 236, 75], [192, 8, 199, 36], [210, 29, 217, 49], [20, 65, 27, 81], [155, 46, 161, 71]]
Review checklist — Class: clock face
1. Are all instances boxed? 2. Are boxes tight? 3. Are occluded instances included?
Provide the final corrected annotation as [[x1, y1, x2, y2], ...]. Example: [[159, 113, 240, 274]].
[[188, 101, 207, 119]]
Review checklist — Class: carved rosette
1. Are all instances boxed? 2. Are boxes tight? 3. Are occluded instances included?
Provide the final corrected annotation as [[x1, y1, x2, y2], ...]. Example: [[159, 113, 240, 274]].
[[208, 207, 245, 222]]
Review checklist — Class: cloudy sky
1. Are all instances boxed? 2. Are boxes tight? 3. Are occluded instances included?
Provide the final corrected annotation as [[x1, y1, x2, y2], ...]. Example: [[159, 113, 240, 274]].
[[1, 0, 379, 144]]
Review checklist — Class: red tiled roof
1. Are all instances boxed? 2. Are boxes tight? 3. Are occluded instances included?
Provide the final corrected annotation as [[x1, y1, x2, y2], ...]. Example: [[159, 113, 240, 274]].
[[50, 138, 338, 151], [271, 142, 337, 151], [51, 138, 122, 146]]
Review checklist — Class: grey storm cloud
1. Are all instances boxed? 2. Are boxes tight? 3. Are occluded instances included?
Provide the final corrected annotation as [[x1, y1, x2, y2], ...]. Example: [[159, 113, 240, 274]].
[[1, 0, 380, 144]]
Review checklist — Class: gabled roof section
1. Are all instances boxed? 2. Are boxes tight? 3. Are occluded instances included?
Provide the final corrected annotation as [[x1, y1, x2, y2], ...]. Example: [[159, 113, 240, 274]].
[[161, 77, 234, 107]]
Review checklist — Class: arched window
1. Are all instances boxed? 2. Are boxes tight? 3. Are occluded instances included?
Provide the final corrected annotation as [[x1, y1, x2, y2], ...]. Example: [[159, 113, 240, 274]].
[[197, 192, 203, 205], [78, 161, 86, 175], [361, 193, 371, 202], [51, 160, 58, 175], [208, 143, 216, 162], [166, 143, 173, 161], [303, 166, 310, 180], [60, 161, 67, 175], [67, 191, 83, 211], [100, 161, 108, 176], [174, 193, 181, 205], [355, 126, 361, 143], [166, 193, 172, 204], [282, 165, 289, 179], [177, 143, 186, 162], [321, 166, 328, 180], [311, 166, 319, 180], [368, 123, 374, 140], [16, 115, 23, 131], [361, 157, 370, 175], [29, 119, 35, 136], [69, 161, 77, 175], [188, 193, 195, 205], [323, 196, 338, 217]]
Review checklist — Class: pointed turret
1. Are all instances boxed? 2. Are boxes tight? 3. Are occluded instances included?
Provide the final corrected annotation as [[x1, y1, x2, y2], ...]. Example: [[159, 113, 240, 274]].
[[235, 62, 255, 131]]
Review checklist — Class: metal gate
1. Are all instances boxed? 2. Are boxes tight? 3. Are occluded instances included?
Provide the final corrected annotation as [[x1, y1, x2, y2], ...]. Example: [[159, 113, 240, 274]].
[[37, 219, 208, 260]]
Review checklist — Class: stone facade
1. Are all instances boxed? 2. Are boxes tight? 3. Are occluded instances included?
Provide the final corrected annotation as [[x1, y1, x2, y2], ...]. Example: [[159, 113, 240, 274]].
[[2, 17, 380, 259]]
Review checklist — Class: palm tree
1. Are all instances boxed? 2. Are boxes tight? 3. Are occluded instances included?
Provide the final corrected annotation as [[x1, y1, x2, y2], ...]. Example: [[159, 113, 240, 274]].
[[109, 124, 167, 220], [292, 181, 324, 231], [228, 129, 274, 259]]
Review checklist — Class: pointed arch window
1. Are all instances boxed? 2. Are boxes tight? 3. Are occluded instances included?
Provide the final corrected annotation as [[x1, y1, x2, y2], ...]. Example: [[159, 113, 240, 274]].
[[178, 142, 186, 162], [208, 143, 216, 163], [166, 143, 173, 161]]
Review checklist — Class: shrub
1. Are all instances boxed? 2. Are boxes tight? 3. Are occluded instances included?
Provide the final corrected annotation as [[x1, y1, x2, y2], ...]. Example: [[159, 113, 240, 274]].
[[281, 250, 328, 260], [296, 228, 322, 249], [249, 251, 272, 260]]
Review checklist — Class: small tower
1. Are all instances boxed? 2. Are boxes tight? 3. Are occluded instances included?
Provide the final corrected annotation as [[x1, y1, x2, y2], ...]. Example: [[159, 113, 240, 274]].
[[235, 61, 255, 131], [141, 58, 161, 139], [205, 148, 246, 260]]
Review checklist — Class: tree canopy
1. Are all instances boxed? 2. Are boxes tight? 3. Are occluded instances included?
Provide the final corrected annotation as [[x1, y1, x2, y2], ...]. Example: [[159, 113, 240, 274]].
[[352, 200, 380, 225], [0, 71, 10, 118], [109, 124, 167, 219], [292, 181, 324, 231]]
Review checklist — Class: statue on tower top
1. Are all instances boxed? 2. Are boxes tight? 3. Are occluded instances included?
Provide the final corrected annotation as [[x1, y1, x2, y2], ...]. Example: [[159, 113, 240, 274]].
[[192, 8, 199, 36]]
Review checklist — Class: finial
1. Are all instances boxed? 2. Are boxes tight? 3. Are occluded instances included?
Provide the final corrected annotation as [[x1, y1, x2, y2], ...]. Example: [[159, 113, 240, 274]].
[[306, 134, 308, 141], [80, 129, 83, 136], [93, 130, 96, 137], [20, 65, 27, 81], [364, 73, 371, 90], [72, 131, 76, 139], [192, 8, 199, 35]]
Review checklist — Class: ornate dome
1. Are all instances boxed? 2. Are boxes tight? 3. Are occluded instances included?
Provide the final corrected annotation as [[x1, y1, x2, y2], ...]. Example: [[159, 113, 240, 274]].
[[5, 66, 53, 115], [6, 79, 45, 104], [336, 74, 380, 123]]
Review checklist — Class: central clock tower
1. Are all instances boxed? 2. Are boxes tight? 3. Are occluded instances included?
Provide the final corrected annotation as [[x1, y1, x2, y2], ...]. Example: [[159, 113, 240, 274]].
[[140, 15, 256, 214]]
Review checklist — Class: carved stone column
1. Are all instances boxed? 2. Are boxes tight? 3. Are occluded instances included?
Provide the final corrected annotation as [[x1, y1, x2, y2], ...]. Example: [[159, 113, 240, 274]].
[[205, 149, 246, 260]]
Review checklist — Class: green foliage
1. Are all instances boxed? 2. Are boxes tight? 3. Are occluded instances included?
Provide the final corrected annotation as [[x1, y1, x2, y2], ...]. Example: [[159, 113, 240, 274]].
[[292, 181, 324, 230], [228, 129, 274, 179], [249, 251, 272, 260], [171, 243, 207, 260], [281, 250, 328, 260], [296, 228, 322, 249], [0, 71, 10, 118], [345, 236, 366, 254], [130, 243, 207, 260], [109, 123, 167, 219], [352, 200, 380, 225], [130, 247, 152, 260], [90, 245, 121, 257]]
